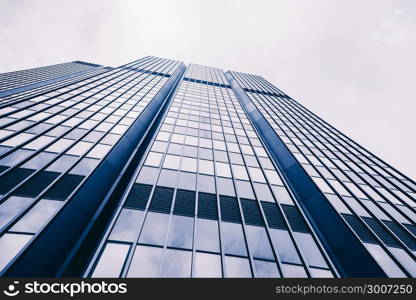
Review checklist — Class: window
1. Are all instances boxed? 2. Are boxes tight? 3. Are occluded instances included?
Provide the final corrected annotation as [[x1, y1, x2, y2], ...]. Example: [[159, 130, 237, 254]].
[[264, 170, 283, 185], [144, 152, 164, 167], [225, 256, 251, 278], [66, 141, 93, 156], [235, 180, 255, 199], [181, 157, 197, 173], [92, 243, 130, 277], [199, 159, 214, 175], [269, 229, 301, 264], [127, 245, 163, 277], [161, 249, 192, 277], [248, 167, 266, 183], [232, 164, 249, 181], [215, 162, 231, 178], [167, 215, 194, 249], [138, 212, 170, 246], [254, 260, 280, 278], [109, 209, 144, 242], [162, 154, 181, 170], [246, 225, 275, 260], [195, 218, 220, 253], [194, 252, 222, 278], [46, 138, 74, 153], [0, 196, 35, 229], [293, 232, 327, 268], [87, 144, 112, 159], [11, 200, 63, 233], [281, 264, 308, 278], [222, 222, 248, 256], [364, 243, 405, 277]]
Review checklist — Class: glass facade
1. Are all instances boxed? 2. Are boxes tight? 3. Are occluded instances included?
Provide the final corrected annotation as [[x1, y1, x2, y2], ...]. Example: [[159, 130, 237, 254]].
[[0, 57, 414, 278]]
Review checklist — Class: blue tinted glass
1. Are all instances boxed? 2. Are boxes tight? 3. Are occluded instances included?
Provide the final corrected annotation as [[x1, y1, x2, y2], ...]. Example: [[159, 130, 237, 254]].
[[194, 252, 222, 278], [293, 232, 327, 268], [195, 218, 220, 253], [161, 249, 192, 277], [225, 256, 251, 278], [11, 200, 63, 233], [91, 243, 130, 277], [167, 215, 194, 249], [138, 212, 169, 246], [0, 196, 34, 229], [222, 222, 248, 256], [109, 209, 144, 242], [127, 245, 163, 277], [254, 259, 280, 278], [269, 229, 301, 264], [246, 225, 275, 260]]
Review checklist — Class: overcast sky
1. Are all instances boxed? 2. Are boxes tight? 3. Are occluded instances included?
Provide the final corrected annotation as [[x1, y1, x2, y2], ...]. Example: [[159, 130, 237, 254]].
[[1, 0, 415, 178]]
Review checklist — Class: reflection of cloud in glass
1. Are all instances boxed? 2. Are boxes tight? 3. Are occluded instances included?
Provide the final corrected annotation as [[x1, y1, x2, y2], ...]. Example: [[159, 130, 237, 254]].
[[92, 243, 129, 277], [194, 252, 222, 277], [127, 245, 162, 277], [11, 199, 63, 233], [253, 259, 280, 278], [167, 215, 193, 249], [222, 222, 247, 256], [225, 256, 251, 278], [109, 208, 143, 242], [138, 212, 169, 246], [195, 218, 220, 253], [161, 249, 192, 277], [0, 196, 34, 229]]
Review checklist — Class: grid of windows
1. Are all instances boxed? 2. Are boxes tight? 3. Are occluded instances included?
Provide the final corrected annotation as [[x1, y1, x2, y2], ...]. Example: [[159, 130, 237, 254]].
[[0, 61, 98, 94], [0, 56, 182, 273], [228, 71, 416, 277], [87, 64, 337, 278]]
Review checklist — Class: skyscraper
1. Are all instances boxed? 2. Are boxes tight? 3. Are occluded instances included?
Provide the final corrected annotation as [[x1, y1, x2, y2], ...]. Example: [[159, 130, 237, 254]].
[[0, 56, 414, 278]]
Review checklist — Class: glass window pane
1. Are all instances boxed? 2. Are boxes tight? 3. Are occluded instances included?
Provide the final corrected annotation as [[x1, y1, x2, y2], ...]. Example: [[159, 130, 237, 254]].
[[181, 157, 197, 173], [70, 157, 100, 176], [235, 180, 255, 199], [11, 200, 63, 233], [167, 216, 194, 249], [222, 222, 248, 256], [198, 174, 216, 193], [269, 229, 301, 264], [246, 225, 275, 260], [215, 162, 231, 178], [91, 243, 130, 278], [163, 154, 181, 170], [136, 166, 159, 185], [309, 268, 334, 278], [109, 209, 144, 242], [199, 159, 214, 175], [138, 212, 170, 246], [194, 252, 222, 278], [178, 172, 196, 190], [232, 164, 249, 180], [225, 256, 251, 278], [293, 232, 328, 268], [127, 245, 163, 277], [248, 167, 266, 183], [195, 218, 220, 253], [144, 152, 164, 167], [87, 144, 112, 159], [281, 263, 308, 278], [161, 249, 192, 277], [0, 196, 35, 229], [254, 259, 280, 278], [0, 233, 32, 272]]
